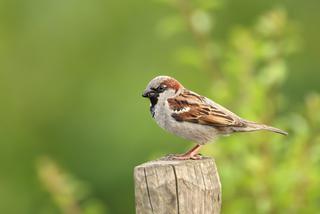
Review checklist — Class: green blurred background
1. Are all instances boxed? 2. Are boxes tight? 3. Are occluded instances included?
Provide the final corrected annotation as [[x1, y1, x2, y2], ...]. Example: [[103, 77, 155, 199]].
[[1, 0, 319, 213]]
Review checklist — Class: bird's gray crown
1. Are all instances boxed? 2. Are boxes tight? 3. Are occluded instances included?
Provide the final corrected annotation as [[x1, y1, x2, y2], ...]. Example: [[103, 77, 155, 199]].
[[145, 75, 173, 91]]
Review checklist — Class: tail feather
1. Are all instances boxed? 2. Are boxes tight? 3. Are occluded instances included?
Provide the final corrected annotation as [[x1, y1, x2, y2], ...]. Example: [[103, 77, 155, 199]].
[[237, 119, 288, 136]]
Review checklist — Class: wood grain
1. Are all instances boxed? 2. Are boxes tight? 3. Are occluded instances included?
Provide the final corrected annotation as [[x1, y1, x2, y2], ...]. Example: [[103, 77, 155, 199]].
[[134, 156, 221, 214]]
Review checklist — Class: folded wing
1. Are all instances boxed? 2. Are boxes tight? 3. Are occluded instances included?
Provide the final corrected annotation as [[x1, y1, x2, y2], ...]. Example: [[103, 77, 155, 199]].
[[167, 90, 245, 127]]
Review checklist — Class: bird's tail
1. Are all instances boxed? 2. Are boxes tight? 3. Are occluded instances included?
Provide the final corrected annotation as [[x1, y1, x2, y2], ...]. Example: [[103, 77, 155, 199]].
[[236, 119, 288, 136]]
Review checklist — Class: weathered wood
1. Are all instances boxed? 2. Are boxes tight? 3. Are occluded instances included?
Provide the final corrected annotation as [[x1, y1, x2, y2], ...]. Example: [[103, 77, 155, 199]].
[[134, 156, 221, 214]]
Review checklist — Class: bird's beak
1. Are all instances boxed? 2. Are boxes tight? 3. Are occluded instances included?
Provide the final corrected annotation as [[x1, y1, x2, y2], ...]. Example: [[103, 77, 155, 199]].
[[142, 90, 155, 98], [142, 90, 150, 98], [142, 91, 148, 98]]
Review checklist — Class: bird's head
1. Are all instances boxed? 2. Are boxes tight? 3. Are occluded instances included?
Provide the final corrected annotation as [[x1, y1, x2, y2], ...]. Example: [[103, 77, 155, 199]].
[[142, 76, 183, 105]]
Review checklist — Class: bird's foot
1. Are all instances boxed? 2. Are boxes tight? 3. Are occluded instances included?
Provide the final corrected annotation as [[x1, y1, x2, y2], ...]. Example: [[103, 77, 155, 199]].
[[169, 153, 203, 160], [166, 144, 203, 160]]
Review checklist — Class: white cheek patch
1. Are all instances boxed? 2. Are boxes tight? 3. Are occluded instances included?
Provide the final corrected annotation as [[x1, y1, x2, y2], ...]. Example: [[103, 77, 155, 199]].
[[173, 107, 190, 113]]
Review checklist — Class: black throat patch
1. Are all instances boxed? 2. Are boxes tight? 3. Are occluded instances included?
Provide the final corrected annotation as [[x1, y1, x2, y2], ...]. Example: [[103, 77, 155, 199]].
[[149, 95, 159, 118]]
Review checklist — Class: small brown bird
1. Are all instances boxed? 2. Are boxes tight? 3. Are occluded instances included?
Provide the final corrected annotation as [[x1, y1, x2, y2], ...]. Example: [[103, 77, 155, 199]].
[[142, 76, 287, 160]]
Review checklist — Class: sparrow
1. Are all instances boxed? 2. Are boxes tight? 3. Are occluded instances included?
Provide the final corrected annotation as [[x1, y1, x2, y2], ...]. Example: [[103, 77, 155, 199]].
[[142, 76, 288, 160]]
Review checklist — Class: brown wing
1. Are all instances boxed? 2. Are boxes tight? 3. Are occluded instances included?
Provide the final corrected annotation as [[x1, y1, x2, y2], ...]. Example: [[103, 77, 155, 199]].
[[167, 91, 244, 127]]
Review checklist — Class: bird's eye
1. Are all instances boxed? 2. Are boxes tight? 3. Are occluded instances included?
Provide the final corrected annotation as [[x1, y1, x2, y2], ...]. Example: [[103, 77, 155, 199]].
[[157, 85, 167, 92]]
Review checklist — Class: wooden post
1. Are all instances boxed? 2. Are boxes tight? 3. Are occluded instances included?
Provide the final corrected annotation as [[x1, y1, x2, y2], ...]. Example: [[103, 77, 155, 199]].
[[134, 156, 221, 214]]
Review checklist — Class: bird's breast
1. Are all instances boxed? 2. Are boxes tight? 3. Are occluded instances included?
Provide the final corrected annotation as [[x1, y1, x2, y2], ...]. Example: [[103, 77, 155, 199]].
[[153, 101, 169, 129], [153, 100, 220, 144]]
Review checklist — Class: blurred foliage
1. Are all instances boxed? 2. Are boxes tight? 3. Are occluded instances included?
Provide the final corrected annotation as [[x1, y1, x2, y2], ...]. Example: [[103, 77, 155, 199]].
[[37, 157, 107, 214], [0, 0, 319, 213]]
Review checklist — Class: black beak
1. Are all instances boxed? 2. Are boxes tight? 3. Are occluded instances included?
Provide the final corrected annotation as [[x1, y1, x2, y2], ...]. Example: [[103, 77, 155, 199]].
[[142, 91, 155, 98]]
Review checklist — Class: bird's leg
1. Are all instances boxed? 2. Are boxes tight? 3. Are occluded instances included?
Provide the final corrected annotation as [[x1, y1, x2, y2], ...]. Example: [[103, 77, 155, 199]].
[[172, 144, 202, 160]]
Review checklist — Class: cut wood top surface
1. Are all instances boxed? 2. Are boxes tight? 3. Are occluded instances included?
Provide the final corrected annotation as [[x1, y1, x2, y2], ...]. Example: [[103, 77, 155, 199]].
[[135, 156, 214, 168]]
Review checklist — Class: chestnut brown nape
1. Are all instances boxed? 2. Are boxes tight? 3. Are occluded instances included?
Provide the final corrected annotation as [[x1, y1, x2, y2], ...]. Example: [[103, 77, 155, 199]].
[[162, 78, 183, 92]]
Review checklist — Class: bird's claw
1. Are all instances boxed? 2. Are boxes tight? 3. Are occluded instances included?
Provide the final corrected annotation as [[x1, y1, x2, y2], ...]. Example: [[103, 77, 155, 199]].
[[168, 153, 203, 160]]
